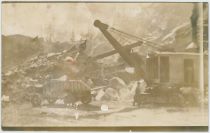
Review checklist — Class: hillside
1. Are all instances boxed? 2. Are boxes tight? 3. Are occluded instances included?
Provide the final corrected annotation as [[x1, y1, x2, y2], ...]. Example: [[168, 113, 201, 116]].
[[2, 35, 45, 71], [2, 34, 74, 71]]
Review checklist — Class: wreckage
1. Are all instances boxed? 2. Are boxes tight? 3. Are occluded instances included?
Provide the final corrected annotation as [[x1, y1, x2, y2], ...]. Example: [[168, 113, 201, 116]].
[[93, 9, 208, 106], [2, 4, 208, 107], [93, 20, 186, 106], [30, 79, 91, 106]]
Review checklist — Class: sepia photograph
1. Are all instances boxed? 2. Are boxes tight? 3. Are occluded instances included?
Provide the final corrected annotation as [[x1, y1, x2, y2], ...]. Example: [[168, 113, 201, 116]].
[[1, 1, 209, 131]]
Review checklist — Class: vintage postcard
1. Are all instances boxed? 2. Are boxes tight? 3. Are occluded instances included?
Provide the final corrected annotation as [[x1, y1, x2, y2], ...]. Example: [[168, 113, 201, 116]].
[[1, 2, 209, 131]]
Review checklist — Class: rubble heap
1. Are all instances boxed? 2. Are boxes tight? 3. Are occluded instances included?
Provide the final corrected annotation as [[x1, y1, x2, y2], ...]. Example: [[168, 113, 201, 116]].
[[2, 47, 82, 103]]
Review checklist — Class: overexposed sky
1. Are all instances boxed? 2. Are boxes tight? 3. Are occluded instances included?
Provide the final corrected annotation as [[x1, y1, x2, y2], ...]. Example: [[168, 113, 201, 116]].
[[2, 3, 192, 42], [2, 3, 148, 42]]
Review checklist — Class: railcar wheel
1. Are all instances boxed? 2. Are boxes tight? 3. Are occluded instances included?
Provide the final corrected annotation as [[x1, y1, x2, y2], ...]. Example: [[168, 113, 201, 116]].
[[81, 94, 91, 104]]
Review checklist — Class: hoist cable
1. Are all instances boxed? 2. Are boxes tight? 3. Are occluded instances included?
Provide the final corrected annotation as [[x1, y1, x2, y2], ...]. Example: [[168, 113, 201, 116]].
[[109, 27, 163, 50]]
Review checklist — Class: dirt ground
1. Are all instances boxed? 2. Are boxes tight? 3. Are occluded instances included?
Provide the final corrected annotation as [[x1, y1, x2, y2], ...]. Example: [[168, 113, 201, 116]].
[[2, 100, 208, 127]]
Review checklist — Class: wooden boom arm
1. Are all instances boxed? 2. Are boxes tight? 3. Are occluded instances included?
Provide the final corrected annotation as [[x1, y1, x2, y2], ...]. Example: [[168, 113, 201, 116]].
[[94, 20, 144, 77], [92, 41, 142, 60]]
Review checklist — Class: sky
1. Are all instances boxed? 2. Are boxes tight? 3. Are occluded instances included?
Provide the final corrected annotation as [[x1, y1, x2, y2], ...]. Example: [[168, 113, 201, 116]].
[[2, 3, 193, 42], [2, 3, 146, 42]]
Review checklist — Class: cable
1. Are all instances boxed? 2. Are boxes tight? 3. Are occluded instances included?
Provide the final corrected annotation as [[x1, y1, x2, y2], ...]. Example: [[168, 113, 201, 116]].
[[109, 27, 163, 50], [82, 4, 162, 52]]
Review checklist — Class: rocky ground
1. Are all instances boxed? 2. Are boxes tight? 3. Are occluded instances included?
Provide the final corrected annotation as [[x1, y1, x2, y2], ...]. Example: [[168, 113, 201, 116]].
[[2, 100, 208, 127]]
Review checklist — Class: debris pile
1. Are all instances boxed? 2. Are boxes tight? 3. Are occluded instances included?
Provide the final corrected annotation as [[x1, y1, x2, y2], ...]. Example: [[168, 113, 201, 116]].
[[2, 47, 82, 103], [2, 42, 131, 105], [93, 77, 140, 102]]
